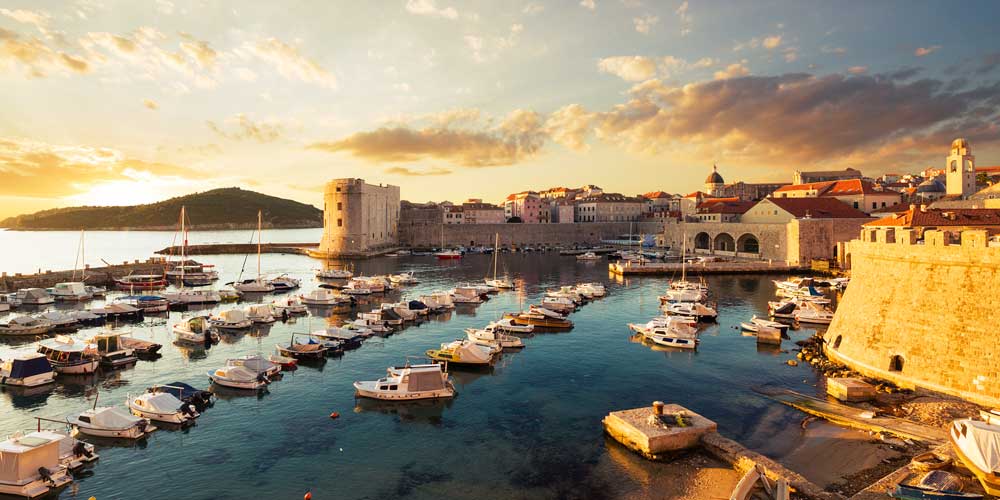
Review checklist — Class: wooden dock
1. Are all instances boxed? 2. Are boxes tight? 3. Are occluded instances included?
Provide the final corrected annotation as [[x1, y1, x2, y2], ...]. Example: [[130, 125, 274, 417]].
[[609, 261, 807, 276]]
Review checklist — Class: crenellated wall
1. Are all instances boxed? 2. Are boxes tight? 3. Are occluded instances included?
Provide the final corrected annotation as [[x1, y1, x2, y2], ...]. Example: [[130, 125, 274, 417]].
[[398, 221, 664, 248], [824, 228, 1000, 407]]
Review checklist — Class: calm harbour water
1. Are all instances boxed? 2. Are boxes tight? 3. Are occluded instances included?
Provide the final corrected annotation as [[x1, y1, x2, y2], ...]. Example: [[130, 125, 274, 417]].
[[0, 229, 827, 499]]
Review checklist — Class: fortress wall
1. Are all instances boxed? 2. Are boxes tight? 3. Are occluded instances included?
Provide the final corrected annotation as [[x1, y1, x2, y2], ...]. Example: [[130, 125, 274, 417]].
[[399, 221, 664, 248], [787, 218, 871, 265], [824, 229, 1000, 406]]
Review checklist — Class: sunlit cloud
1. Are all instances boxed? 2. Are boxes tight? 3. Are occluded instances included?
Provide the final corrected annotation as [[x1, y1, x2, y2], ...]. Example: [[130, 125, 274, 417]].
[[385, 166, 452, 176], [143, 98, 159, 110], [240, 37, 337, 89], [915, 45, 941, 57], [404, 0, 458, 19], [633, 14, 658, 35], [206, 114, 286, 143]]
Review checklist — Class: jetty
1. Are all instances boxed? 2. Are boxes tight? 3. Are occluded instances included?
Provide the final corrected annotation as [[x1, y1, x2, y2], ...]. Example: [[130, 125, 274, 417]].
[[608, 260, 806, 276], [1, 258, 171, 292], [155, 242, 318, 256]]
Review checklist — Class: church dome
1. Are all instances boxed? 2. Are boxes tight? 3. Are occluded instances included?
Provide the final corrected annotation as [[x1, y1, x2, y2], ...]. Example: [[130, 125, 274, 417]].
[[916, 179, 945, 193], [705, 166, 724, 184]]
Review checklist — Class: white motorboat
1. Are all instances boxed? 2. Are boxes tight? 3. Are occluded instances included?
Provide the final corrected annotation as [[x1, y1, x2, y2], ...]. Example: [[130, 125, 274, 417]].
[[115, 295, 170, 313], [0, 316, 53, 336], [353, 363, 456, 401], [207, 365, 268, 390], [316, 268, 353, 279], [226, 355, 281, 378], [950, 418, 1000, 496], [14, 288, 54, 306], [546, 286, 584, 304], [794, 302, 835, 325], [127, 392, 198, 425], [540, 296, 575, 314], [246, 304, 276, 324], [432, 292, 456, 310], [466, 325, 525, 349], [50, 282, 92, 302], [173, 316, 217, 344], [662, 302, 718, 321], [162, 289, 222, 304], [382, 303, 416, 321], [268, 274, 301, 291], [628, 318, 698, 339], [493, 318, 534, 334], [577, 282, 607, 297], [389, 272, 419, 285], [648, 328, 699, 349], [659, 288, 706, 304], [529, 305, 567, 320], [0, 431, 73, 498], [300, 288, 350, 306], [342, 283, 372, 295], [37, 336, 100, 375], [67, 406, 153, 439], [210, 309, 253, 330], [451, 287, 483, 304], [576, 251, 602, 261], [87, 330, 139, 369], [749, 315, 789, 334], [37, 312, 79, 332], [272, 297, 308, 315], [0, 353, 56, 387]]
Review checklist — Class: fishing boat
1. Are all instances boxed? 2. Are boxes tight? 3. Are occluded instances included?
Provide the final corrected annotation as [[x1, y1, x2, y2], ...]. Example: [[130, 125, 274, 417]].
[[118, 335, 161, 359], [503, 311, 573, 330], [36, 312, 79, 332], [794, 302, 835, 325], [246, 304, 277, 324], [465, 325, 525, 349], [0, 431, 73, 498], [173, 316, 217, 344], [316, 268, 353, 279], [127, 391, 198, 425], [276, 336, 327, 360], [15, 288, 55, 306], [50, 282, 92, 302], [271, 297, 308, 315], [0, 316, 53, 336], [576, 251, 602, 261], [115, 295, 169, 313], [950, 418, 1000, 496], [37, 336, 100, 375], [425, 340, 494, 365], [493, 318, 534, 334], [87, 331, 139, 369], [354, 363, 456, 401], [67, 406, 153, 439], [148, 382, 214, 412], [113, 274, 167, 290], [209, 309, 253, 331], [268, 274, 301, 292], [0, 353, 56, 387], [208, 365, 268, 390]]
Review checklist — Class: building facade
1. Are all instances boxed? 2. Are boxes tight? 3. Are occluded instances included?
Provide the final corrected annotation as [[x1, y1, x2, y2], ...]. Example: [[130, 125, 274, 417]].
[[793, 168, 862, 185], [772, 179, 901, 214], [312, 178, 400, 258], [946, 138, 977, 198], [574, 193, 644, 222], [461, 200, 505, 224], [504, 192, 546, 223]]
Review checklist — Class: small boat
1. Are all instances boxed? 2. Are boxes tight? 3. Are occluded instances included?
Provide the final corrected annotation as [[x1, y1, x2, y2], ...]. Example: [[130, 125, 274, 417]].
[[354, 363, 456, 401], [0, 316, 53, 336], [272, 297, 308, 315], [466, 325, 525, 349], [316, 269, 353, 279], [1, 353, 56, 387], [0, 431, 74, 498], [425, 340, 494, 365], [90, 303, 144, 322], [577, 282, 607, 298], [50, 428, 98, 472], [504, 311, 573, 330], [750, 315, 789, 334], [127, 391, 198, 425], [540, 296, 575, 314], [87, 330, 139, 369], [246, 304, 277, 323], [268, 274, 301, 292], [312, 328, 364, 350], [173, 316, 217, 344], [648, 330, 699, 349], [385, 302, 418, 321], [50, 282, 92, 301], [389, 272, 419, 285], [342, 282, 372, 295], [891, 483, 983, 499], [114, 274, 168, 290], [119, 335, 162, 359], [493, 317, 534, 333], [300, 288, 350, 305], [209, 309, 253, 330], [37, 336, 100, 375], [794, 302, 835, 325], [275, 336, 327, 360], [769, 299, 797, 319], [115, 295, 169, 313], [435, 249, 462, 260], [659, 288, 706, 304], [662, 302, 718, 322], [950, 418, 1000, 496], [66, 310, 103, 327], [576, 251, 602, 261], [227, 354, 282, 378], [268, 354, 298, 370], [15, 288, 55, 306], [219, 288, 242, 302], [148, 382, 214, 412], [0, 295, 10, 313], [303, 336, 345, 355], [233, 278, 275, 293], [207, 365, 268, 390], [529, 304, 568, 320], [67, 406, 153, 439], [37, 312, 79, 332]]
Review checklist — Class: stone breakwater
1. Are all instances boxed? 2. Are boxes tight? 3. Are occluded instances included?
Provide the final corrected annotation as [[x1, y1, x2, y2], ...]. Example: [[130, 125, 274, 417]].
[[0, 258, 169, 292], [824, 228, 1000, 407], [154, 243, 318, 256]]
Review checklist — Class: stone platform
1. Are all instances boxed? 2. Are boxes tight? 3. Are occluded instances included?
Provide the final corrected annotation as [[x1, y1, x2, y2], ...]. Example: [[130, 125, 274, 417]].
[[602, 403, 717, 460]]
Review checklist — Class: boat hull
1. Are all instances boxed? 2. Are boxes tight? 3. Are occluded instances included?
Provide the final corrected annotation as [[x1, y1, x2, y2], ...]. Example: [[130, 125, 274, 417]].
[[0, 469, 72, 499], [951, 425, 1000, 496], [51, 360, 100, 375], [127, 404, 195, 425]]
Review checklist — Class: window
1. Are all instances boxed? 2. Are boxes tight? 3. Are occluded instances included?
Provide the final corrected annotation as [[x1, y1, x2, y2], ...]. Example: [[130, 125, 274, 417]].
[[889, 355, 904, 372], [872, 202, 877, 209], [337, 202, 342, 210], [950, 160, 957, 173], [833, 335, 842, 349], [336, 187, 341, 192], [853, 202, 859, 209], [881, 202, 887, 208], [337, 218, 342, 227]]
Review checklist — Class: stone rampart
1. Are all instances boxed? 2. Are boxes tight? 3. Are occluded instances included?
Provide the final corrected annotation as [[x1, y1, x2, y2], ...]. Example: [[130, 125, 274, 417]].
[[824, 229, 1000, 407], [399, 221, 663, 248]]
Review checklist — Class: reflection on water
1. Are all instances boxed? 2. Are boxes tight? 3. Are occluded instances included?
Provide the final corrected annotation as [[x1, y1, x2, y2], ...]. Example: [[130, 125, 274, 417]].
[[0, 230, 833, 499]]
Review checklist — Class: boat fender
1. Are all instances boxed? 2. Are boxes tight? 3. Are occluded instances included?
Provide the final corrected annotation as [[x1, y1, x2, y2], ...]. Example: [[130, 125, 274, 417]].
[[329, 412, 340, 419], [304, 492, 312, 500]]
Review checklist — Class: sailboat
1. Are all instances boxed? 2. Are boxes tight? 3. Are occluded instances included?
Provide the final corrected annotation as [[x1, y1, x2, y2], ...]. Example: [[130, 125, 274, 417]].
[[485, 233, 514, 289], [162, 206, 222, 304], [434, 225, 461, 259], [660, 232, 708, 303], [52, 230, 92, 301], [234, 210, 275, 293]]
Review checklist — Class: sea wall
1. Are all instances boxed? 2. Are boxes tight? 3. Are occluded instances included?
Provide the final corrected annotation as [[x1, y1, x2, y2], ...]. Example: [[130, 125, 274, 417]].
[[399, 221, 664, 248], [0, 258, 171, 291], [824, 228, 1000, 407]]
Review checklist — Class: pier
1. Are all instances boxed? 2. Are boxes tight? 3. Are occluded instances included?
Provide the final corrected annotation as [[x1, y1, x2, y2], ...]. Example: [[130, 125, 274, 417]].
[[154, 242, 318, 256], [0, 258, 170, 292], [608, 260, 807, 276]]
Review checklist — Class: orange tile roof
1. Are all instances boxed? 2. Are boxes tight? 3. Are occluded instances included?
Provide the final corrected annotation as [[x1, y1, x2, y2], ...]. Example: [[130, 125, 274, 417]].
[[765, 197, 870, 218], [865, 207, 1000, 228]]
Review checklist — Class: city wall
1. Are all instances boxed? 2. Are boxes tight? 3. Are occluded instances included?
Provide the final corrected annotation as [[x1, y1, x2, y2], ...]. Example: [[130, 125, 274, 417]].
[[824, 228, 1000, 407], [399, 221, 664, 248]]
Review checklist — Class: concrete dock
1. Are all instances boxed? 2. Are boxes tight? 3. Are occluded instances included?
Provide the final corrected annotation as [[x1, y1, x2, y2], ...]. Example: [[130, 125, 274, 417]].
[[609, 260, 807, 276]]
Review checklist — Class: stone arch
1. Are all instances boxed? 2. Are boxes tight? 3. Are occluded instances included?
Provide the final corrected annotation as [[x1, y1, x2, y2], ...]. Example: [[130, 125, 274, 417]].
[[833, 335, 843, 349], [889, 355, 904, 372], [694, 232, 711, 250], [736, 233, 760, 254], [714, 233, 735, 252]]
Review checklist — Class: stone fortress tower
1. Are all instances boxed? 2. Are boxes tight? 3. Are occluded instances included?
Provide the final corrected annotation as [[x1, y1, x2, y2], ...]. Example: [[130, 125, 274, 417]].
[[309, 178, 400, 258], [946, 138, 976, 198], [704, 165, 725, 197]]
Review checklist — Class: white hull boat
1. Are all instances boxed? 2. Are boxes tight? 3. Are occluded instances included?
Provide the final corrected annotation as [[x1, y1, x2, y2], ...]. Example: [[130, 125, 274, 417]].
[[0, 431, 74, 498], [68, 406, 153, 439], [0, 354, 56, 387], [354, 363, 456, 401], [127, 392, 198, 425], [208, 365, 267, 390]]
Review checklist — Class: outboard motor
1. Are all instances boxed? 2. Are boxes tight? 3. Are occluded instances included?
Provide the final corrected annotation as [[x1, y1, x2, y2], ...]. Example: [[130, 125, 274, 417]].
[[73, 441, 94, 458], [38, 467, 55, 485], [180, 403, 197, 417]]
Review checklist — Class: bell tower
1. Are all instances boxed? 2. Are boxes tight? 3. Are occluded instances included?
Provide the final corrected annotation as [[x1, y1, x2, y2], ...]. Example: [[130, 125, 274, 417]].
[[946, 138, 975, 198]]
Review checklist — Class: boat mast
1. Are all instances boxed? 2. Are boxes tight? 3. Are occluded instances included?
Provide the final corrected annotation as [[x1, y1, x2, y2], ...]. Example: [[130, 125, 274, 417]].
[[493, 233, 499, 281], [681, 232, 687, 282], [180, 206, 186, 289], [257, 210, 263, 283], [81, 230, 86, 281]]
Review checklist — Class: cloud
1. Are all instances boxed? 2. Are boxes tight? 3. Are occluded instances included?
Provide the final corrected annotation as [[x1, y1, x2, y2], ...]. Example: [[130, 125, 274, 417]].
[[143, 98, 159, 110], [783, 48, 799, 62], [308, 109, 547, 167], [522, 3, 544, 15], [580, 0, 596, 10], [847, 65, 868, 74], [914, 45, 941, 57], [0, 27, 91, 77], [405, 0, 458, 19], [206, 114, 285, 143], [675, 1, 691, 36], [464, 24, 522, 63], [178, 33, 217, 68], [714, 62, 749, 80], [633, 14, 658, 34], [544, 104, 596, 151], [243, 37, 337, 89], [155, 0, 174, 15], [762, 35, 782, 50], [598, 56, 657, 81], [821, 45, 847, 55], [385, 166, 452, 176], [0, 137, 194, 198], [0, 8, 51, 32]]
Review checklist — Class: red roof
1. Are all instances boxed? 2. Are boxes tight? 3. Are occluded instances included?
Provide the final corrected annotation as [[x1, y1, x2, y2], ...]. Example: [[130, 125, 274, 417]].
[[865, 207, 1000, 228], [775, 179, 894, 196], [977, 166, 1000, 174], [642, 191, 673, 199], [699, 201, 755, 214], [764, 197, 870, 219]]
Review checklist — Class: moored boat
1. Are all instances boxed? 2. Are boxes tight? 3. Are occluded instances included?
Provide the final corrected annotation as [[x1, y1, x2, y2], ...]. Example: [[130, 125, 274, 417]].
[[50, 282, 92, 302], [503, 311, 573, 330], [114, 274, 168, 290], [87, 330, 139, 369], [173, 316, 217, 344], [425, 339, 494, 365], [1, 353, 56, 387], [0, 431, 74, 498], [354, 363, 456, 401], [67, 406, 153, 439], [275, 336, 327, 360], [37, 336, 100, 375], [209, 309, 253, 331], [0, 316, 53, 336], [950, 418, 1000, 496], [207, 365, 268, 390], [127, 391, 198, 425]]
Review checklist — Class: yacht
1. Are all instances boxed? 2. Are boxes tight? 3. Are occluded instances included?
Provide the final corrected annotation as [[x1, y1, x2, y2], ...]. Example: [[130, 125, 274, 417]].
[[209, 309, 253, 331], [14, 288, 54, 306], [50, 282, 92, 302], [37, 336, 100, 375], [425, 339, 494, 365], [659, 288, 706, 304], [87, 330, 139, 369], [484, 234, 515, 289], [0, 316, 54, 336], [465, 324, 525, 349], [173, 316, 217, 344], [246, 304, 277, 324], [0, 353, 56, 387], [67, 406, 153, 439], [0, 431, 73, 498], [127, 392, 198, 425], [208, 365, 268, 390], [353, 363, 456, 401]]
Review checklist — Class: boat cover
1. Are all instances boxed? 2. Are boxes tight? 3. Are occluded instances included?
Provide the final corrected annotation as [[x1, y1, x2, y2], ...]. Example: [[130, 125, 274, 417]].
[[0, 432, 62, 483], [39, 337, 91, 352], [90, 407, 142, 428], [120, 295, 166, 302], [229, 356, 277, 374], [158, 382, 205, 400], [382, 309, 402, 321], [408, 300, 427, 310], [8, 355, 53, 378], [135, 392, 183, 413], [217, 365, 257, 381], [6, 316, 40, 326], [408, 369, 445, 391], [219, 309, 249, 322], [955, 419, 1000, 473]]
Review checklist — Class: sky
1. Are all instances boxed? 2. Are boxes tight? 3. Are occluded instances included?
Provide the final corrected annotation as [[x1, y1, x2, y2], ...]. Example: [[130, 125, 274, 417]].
[[2, 0, 1000, 218]]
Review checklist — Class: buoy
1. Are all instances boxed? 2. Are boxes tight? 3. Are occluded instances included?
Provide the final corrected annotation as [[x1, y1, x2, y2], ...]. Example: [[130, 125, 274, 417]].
[[329, 411, 340, 419], [304, 492, 312, 500]]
